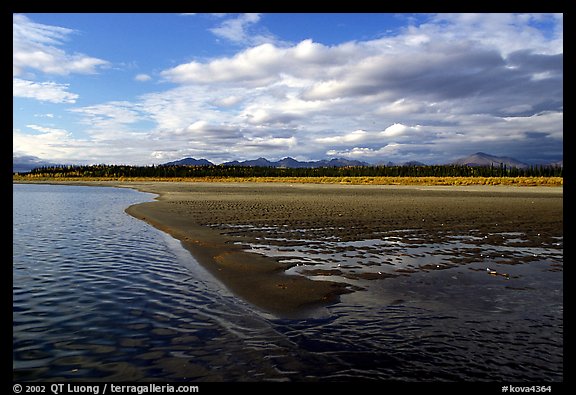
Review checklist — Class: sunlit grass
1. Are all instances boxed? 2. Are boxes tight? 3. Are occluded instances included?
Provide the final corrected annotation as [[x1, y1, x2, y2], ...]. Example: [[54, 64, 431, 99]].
[[13, 174, 563, 186]]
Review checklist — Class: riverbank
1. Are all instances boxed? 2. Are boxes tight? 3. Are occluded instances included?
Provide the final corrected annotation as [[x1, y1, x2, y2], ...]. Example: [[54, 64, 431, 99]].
[[12, 175, 564, 186]]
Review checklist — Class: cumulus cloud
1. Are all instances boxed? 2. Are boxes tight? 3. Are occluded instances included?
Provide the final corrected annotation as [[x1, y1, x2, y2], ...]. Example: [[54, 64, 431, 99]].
[[182, 121, 242, 142], [14, 125, 79, 161], [69, 101, 147, 141], [382, 123, 421, 138], [211, 95, 244, 108], [209, 13, 278, 46], [316, 124, 423, 146], [160, 31, 562, 125], [161, 43, 287, 86], [13, 14, 110, 108], [134, 73, 152, 82], [13, 14, 109, 76], [139, 86, 228, 131], [242, 136, 297, 149], [161, 38, 362, 87], [25, 124, 70, 137], [424, 13, 563, 57], [327, 143, 408, 159], [27, 13, 561, 165], [13, 78, 79, 103], [14, 124, 153, 165]]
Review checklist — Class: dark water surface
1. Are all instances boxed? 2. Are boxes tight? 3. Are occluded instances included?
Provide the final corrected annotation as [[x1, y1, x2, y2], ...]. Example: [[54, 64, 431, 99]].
[[13, 184, 562, 381]]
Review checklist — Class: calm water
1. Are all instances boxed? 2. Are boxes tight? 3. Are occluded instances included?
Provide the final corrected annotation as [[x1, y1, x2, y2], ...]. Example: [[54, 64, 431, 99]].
[[13, 184, 563, 381]]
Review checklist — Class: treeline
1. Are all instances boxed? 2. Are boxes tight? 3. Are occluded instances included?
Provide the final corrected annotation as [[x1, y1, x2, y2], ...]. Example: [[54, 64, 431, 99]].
[[22, 163, 563, 178]]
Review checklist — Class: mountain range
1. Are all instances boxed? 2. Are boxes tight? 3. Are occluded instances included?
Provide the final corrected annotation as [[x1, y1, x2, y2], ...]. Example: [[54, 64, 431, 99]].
[[13, 152, 562, 173], [163, 152, 554, 169], [165, 157, 372, 168], [451, 152, 530, 169], [12, 155, 64, 173]]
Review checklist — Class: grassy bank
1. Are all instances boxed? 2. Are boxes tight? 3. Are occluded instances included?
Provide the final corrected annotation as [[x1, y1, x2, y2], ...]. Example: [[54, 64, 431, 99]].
[[13, 175, 563, 186]]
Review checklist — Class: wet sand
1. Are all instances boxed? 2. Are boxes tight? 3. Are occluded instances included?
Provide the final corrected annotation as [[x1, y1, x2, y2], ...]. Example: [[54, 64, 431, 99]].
[[118, 182, 562, 317]]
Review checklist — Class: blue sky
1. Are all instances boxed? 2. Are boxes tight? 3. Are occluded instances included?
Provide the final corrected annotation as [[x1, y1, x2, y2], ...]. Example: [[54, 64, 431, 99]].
[[13, 13, 563, 166]]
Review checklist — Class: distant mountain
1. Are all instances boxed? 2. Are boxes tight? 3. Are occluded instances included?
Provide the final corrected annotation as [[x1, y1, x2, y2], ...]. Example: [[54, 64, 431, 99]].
[[276, 157, 310, 168], [401, 160, 427, 166], [162, 157, 214, 166], [313, 158, 370, 167], [375, 161, 397, 167], [14, 153, 561, 174], [451, 152, 529, 169], [221, 157, 370, 168], [222, 157, 273, 167], [548, 159, 563, 168], [13, 155, 64, 173], [373, 160, 427, 167]]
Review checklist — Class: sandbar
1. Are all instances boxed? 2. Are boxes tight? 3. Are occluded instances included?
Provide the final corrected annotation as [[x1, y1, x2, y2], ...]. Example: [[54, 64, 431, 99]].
[[122, 182, 562, 317]]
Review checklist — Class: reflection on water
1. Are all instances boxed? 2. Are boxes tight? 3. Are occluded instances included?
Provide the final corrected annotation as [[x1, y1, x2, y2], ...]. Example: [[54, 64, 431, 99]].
[[13, 184, 562, 381], [13, 184, 295, 381], [229, 225, 562, 282]]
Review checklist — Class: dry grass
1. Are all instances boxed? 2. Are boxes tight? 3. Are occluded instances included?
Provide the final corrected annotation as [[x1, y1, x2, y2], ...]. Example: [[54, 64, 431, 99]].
[[13, 175, 563, 187]]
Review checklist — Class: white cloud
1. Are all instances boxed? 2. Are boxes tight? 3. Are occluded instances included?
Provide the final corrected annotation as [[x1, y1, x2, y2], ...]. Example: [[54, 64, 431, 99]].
[[161, 42, 286, 86], [13, 14, 109, 76], [380, 124, 408, 138], [424, 13, 563, 56], [25, 124, 70, 136], [316, 130, 369, 144], [13, 78, 79, 103], [69, 101, 146, 140], [211, 95, 242, 107], [134, 73, 152, 82], [19, 13, 561, 165], [14, 124, 154, 165], [209, 13, 277, 46], [160, 39, 355, 87], [242, 136, 297, 148], [14, 125, 78, 161], [327, 143, 406, 159], [139, 86, 227, 131], [316, 124, 423, 146], [377, 98, 425, 115]]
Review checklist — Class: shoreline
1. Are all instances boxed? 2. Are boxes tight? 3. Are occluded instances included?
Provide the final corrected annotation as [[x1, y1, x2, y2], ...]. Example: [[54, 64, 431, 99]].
[[14, 180, 563, 318], [12, 175, 564, 187], [124, 196, 351, 318]]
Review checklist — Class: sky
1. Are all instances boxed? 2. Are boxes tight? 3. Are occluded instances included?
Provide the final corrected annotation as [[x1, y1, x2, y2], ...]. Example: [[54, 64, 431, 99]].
[[13, 13, 563, 166]]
